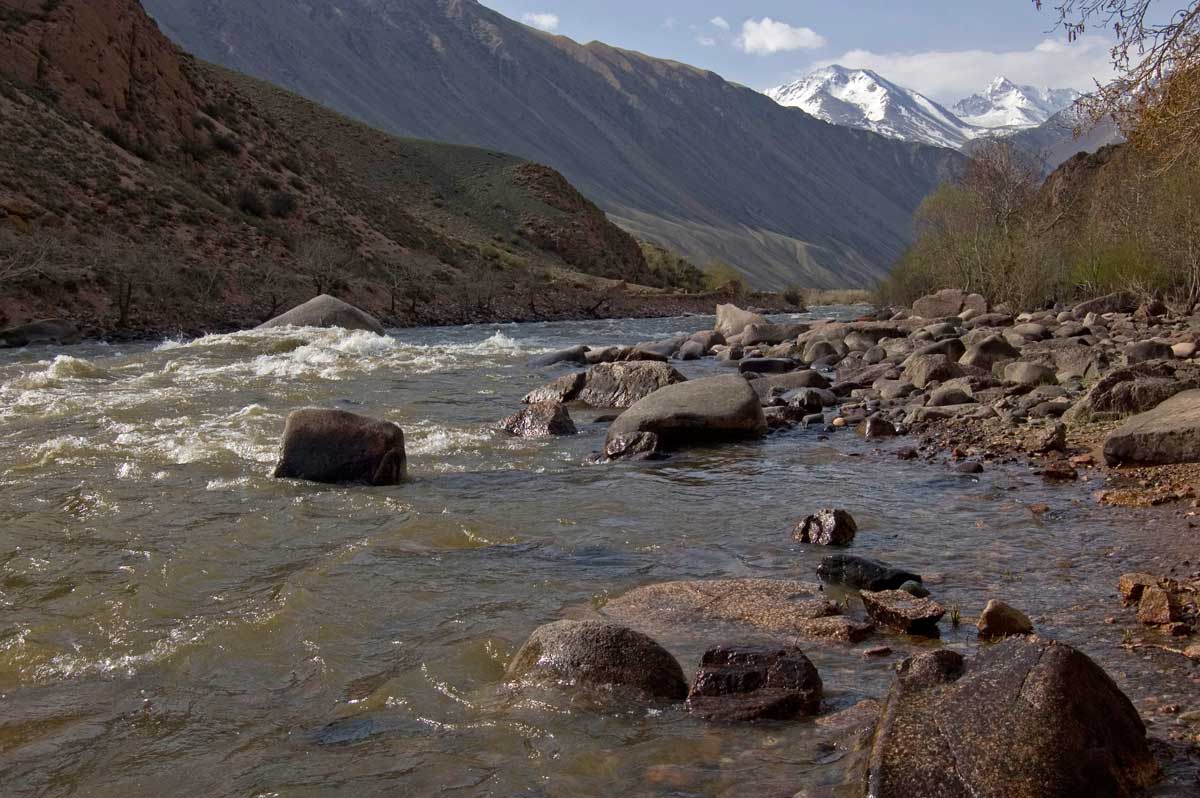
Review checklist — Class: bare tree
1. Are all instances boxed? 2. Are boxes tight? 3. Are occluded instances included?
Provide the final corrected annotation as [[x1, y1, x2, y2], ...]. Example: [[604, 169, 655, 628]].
[[964, 139, 1044, 237], [0, 229, 62, 285], [293, 236, 355, 296], [245, 257, 289, 320]]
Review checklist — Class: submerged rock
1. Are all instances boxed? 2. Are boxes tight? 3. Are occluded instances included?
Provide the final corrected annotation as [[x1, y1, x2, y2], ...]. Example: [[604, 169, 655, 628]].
[[817, 554, 922, 592], [603, 578, 874, 643], [506, 620, 687, 700], [860, 590, 944, 636], [687, 644, 823, 722], [273, 408, 406, 486], [257, 294, 385, 334], [498, 402, 577, 438], [793, 508, 857, 546], [604, 375, 766, 458], [0, 318, 81, 348], [866, 637, 1159, 798]]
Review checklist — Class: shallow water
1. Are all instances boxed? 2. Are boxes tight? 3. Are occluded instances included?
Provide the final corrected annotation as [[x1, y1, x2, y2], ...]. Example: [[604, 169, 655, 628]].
[[0, 311, 1196, 797]]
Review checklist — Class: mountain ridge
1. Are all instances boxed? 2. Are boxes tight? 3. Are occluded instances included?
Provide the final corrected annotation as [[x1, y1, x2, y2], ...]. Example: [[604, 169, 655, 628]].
[[953, 76, 1080, 129]]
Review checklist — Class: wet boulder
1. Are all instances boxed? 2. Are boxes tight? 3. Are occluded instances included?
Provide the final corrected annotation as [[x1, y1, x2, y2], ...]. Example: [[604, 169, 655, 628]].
[[523, 371, 586, 404], [1103, 389, 1200, 466], [861, 590, 944, 636], [865, 637, 1159, 798], [498, 402, 577, 438], [257, 294, 385, 334], [273, 408, 406, 486], [528, 345, 589, 367], [635, 338, 685, 358], [604, 375, 767, 457], [976, 599, 1034, 639], [715, 303, 768, 338], [687, 645, 823, 722], [505, 620, 687, 700], [817, 554, 922, 592], [860, 417, 898, 438], [792, 508, 857, 546], [601, 431, 662, 461], [0, 318, 81, 348], [676, 340, 705, 361], [576, 362, 687, 409]]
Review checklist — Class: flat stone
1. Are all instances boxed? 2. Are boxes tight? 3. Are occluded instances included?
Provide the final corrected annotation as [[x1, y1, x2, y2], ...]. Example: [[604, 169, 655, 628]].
[[1104, 389, 1200, 466], [861, 590, 944, 636]]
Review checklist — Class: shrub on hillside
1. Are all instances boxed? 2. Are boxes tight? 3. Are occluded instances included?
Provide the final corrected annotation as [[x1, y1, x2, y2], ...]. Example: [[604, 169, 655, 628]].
[[236, 187, 266, 217], [268, 191, 298, 218]]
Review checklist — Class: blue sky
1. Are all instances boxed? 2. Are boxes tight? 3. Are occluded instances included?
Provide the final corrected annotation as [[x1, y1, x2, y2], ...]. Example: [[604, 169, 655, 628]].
[[478, 1, 1119, 103]]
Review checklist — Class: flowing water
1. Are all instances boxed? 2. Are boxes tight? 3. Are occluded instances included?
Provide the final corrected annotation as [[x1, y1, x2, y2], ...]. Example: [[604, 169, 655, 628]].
[[0, 312, 1196, 797]]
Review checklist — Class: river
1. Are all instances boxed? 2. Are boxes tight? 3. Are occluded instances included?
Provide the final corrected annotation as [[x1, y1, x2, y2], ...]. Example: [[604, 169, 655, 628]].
[[0, 312, 1196, 796]]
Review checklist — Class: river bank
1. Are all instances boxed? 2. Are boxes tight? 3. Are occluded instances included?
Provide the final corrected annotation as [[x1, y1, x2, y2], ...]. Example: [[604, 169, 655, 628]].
[[0, 305, 1197, 795]]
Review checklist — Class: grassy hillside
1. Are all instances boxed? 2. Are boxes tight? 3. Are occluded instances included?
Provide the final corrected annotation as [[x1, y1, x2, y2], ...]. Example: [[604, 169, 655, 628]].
[[0, 0, 690, 336]]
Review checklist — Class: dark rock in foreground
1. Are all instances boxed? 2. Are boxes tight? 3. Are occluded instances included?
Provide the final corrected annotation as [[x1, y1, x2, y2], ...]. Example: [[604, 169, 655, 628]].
[[793, 508, 857, 546], [860, 590, 943, 636], [498, 401, 576, 438], [817, 554, 921, 591], [257, 294, 385, 334], [0, 318, 81, 348], [687, 645, 823, 722], [273, 408, 406, 486], [866, 638, 1159, 798], [505, 620, 687, 700]]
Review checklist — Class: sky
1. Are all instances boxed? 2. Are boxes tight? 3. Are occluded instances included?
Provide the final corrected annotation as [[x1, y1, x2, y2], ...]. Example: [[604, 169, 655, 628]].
[[477, 0, 1120, 103]]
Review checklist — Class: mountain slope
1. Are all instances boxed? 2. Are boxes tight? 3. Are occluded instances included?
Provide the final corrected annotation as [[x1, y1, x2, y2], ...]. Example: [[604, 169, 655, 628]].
[[140, 0, 963, 289], [964, 106, 1125, 171], [953, 77, 1080, 130], [0, 0, 681, 334], [766, 65, 979, 149]]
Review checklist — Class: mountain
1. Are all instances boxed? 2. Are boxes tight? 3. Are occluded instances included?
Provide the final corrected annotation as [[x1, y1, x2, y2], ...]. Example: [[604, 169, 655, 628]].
[[953, 77, 1080, 130], [965, 106, 1125, 171], [765, 65, 980, 149], [138, 0, 963, 290], [0, 0, 690, 335]]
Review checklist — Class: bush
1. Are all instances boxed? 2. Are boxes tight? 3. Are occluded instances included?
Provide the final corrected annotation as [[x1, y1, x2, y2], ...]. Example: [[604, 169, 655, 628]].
[[236, 187, 266, 217], [180, 137, 213, 162], [212, 133, 241, 155], [268, 191, 297, 218], [782, 284, 805, 306]]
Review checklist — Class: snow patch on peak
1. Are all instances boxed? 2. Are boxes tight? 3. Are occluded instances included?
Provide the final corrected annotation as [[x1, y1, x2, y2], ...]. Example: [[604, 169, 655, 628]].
[[953, 77, 1081, 130]]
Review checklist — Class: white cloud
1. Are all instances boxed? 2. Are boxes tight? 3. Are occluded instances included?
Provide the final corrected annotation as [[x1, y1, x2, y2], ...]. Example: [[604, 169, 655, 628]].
[[736, 17, 826, 55], [710, 16, 730, 31], [820, 36, 1117, 102], [696, 35, 717, 47], [521, 12, 559, 32]]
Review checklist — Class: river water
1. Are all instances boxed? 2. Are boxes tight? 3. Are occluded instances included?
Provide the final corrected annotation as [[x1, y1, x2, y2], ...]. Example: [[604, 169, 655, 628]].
[[0, 312, 1196, 797]]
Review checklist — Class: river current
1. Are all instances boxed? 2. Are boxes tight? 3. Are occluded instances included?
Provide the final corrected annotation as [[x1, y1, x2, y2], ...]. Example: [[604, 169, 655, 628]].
[[0, 311, 1196, 796]]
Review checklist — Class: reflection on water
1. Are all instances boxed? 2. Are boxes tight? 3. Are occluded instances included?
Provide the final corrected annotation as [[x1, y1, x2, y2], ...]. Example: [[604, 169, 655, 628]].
[[0, 311, 1194, 796]]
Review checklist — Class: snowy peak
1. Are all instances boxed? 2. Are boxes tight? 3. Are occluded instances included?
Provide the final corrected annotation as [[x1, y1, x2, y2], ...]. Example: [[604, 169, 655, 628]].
[[765, 65, 978, 149], [952, 77, 1080, 130]]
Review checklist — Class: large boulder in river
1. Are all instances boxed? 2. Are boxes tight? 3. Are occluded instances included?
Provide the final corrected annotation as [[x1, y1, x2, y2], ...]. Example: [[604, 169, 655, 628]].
[[498, 402, 576, 438], [687, 644, 823, 722], [1103, 389, 1200, 466], [257, 294, 385, 334], [576, 362, 686, 408], [604, 375, 767, 457], [865, 638, 1159, 798], [273, 408, 406, 486], [505, 620, 687, 700], [715, 303, 768, 338], [0, 319, 82, 348]]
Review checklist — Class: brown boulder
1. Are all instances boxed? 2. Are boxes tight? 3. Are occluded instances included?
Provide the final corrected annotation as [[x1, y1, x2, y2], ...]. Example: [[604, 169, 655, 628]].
[[976, 599, 1034, 639], [273, 408, 406, 486], [497, 402, 576, 438], [861, 590, 944, 636], [687, 645, 823, 722]]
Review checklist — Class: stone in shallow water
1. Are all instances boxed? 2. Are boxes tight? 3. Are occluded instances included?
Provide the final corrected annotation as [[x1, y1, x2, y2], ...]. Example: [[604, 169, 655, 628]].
[[497, 401, 576, 438], [817, 554, 922, 592], [1137, 586, 1181, 625], [686, 644, 823, 722], [976, 599, 1033, 639], [273, 408, 406, 486], [793, 508, 857, 546], [860, 590, 944, 636], [603, 578, 873, 643]]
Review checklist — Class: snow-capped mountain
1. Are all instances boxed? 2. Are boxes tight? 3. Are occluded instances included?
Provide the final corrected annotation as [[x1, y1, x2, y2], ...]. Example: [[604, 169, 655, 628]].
[[953, 77, 1080, 129], [765, 65, 980, 149]]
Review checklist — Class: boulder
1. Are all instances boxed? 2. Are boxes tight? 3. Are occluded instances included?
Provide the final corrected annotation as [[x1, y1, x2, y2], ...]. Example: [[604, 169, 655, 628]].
[[817, 554, 922, 591], [273, 408, 406, 486], [1124, 340, 1173, 365], [860, 590, 944, 636], [959, 334, 1019, 371], [715, 304, 768, 338], [686, 645, 823, 722], [1103, 389, 1200, 466], [976, 599, 1034, 639], [1003, 361, 1058, 387], [927, 387, 975, 407], [677, 340, 704, 361], [689, 330, 726, 350], [635, 338, 685, 358], [743, 323, 806, 346], [904, 354, 964, 389], [257, 294, 385, 334], [1025, 422, 1066, 453], [912, 289, 986, 319], [528, 345, 589, 367], [505, 620, 687, 700], [604, 375, 767, 457], [576, 362, 687, 408], [738, 357, 795, 375], [1137, 586, 1181, 625], [793, 508, 857, 546], [803, 339, 846, 364], [1117, 572, 1178, 605], [865, 637, 1159, 798], [0, 318, 81, 348], [523, 371, 586, 404], [860, 417, 898, 438], [1172, 341, 1196, 359], [603, 578, 874, 643], [1065, 365, 1196, 422], [498, 402, 577, 438], [602, 431, 662, 461]]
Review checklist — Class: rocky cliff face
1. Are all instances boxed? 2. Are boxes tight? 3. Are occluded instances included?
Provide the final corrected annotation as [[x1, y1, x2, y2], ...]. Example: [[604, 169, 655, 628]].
[[142, 0, 963, 288]]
